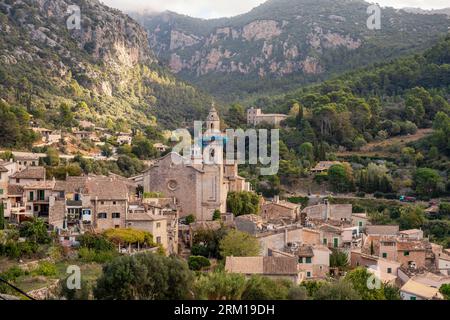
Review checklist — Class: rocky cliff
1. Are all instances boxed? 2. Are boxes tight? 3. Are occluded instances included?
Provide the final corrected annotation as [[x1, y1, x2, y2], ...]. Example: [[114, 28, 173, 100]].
[[132, 0, 450, 101], [0, 0, 212, 128]]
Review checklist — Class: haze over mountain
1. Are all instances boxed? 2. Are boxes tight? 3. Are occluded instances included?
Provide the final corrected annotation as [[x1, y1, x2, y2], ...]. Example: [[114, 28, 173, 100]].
[[131, 0, 450, 102]]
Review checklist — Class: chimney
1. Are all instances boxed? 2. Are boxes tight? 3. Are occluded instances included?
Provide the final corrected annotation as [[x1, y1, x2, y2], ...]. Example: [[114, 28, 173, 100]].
[[274, 195, 280, 204]]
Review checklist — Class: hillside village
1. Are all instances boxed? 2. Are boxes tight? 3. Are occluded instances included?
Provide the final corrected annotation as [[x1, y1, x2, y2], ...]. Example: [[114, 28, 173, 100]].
[[1, 107, 449, 301], [0, 0, 450, 304]]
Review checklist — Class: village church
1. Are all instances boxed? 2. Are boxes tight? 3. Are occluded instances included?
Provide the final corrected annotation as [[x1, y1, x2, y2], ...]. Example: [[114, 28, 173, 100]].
[[142, 106, 251, 221]]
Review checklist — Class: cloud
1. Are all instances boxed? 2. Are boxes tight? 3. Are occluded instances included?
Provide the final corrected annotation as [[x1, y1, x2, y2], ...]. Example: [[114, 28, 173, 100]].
[[101, 0, 450, 19]]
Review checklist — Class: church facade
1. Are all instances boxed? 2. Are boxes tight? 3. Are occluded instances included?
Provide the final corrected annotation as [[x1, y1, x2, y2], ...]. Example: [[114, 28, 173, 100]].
[[142, 107, 251, 221]]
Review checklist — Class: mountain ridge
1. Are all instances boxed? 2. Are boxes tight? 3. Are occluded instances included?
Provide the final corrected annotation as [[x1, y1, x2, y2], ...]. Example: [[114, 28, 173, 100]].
[[131, 0, 450, 102]]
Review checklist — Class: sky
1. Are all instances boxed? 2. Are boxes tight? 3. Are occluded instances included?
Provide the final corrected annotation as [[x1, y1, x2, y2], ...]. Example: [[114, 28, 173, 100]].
[[101, 0, 450, 19]]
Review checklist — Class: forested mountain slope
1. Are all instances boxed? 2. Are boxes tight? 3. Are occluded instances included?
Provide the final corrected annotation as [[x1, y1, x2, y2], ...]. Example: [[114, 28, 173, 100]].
[[0, 0, 212, 146], [132, 0, 450, 101]]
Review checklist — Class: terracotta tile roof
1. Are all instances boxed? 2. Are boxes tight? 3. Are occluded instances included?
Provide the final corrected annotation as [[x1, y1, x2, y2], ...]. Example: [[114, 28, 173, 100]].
[[397, 240, 429, 251], [7, 185, 24, 195], [11, 167, 45, 180], [399, 229, 422, 235], [263, 257, 298, 275], [366, 225, 399, 235], [225, 257, 264, 274], [225, 256, 298, 275], [401, 279, 443, 299], [54, 176, 89, 193], [271, 200, 299, 210], [127, 211, 166, 221], [85, 178, 128, 200], [319, 223, 342, 233], [295, 245, 314, 257]]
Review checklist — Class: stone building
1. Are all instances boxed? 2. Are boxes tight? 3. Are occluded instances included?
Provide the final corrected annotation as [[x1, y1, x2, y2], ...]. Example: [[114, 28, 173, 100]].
[[247, 107, 288, 127], [142, 106, 251, 221], [261, 196, 301, 223]]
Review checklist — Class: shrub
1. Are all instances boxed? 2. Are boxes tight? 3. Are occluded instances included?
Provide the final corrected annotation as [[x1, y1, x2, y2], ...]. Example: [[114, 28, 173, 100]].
[[188, 256, 211, 271], [78, 247, 117, 263], [1, 266, 27, 281], [355, 192, 366, 198], [33, 261, 57, 277], [374, 192, 384, 199], [185, 215, 196, 225], [104, 228, 154, 246], [384, 193, 398, 200], [78, 233, 114, 251], [0, 240, 38, 259]]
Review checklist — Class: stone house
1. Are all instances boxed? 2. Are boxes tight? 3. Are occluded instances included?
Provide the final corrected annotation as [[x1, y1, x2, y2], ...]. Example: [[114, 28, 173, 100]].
[[10, 166, 46, 186], [153, 143, 169, 153], [303, 202, 352, 222], [126, 207, 168, 250], [318, 224, 343, 249], [293, 245, 331, 279], [23, 180, 56, 219], [117, 132, 133, 145], [351, 213, 370, 231], [399, 229, 424, 240], [396, 240, 429, 270], [310, 161, 342, 173], [247, 107, 288, 127], [4, 185, 26, 222], [261, 196, 301, 223], [32, 128, 61, 145], [225, 256, 301, 284], [49, 176, 129, 232], [14, 155, 40, 169], [351, 250, 401, 279]]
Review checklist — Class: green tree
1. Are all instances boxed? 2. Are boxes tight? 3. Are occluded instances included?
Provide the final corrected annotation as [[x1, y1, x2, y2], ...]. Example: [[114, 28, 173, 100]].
[[344, 268, 385, 300], [212, 210, 221, 221], [328, 164, 354, 193], [188, 256, 211, 271], [94, 253, 193, 300], [219, 230, 260, 258], [299, 142, 315, 164], [330, 249, 349, 271], [226, 191, 260, 217], [399, 206, 426, 230], [313, 279, 361, 300], [193, 271, 246, 300], [19, 218, 50, 244], [131, 136, 158, 160], [241, 276, 291, 300], [226, 104, 246, 128], [185, 214, 196, 225], [414, 168, 444, 197], [0, 203, 5, 230], [45, 147, 60, 167], [440, 284, 450, 300], [59, 103, 74, 127]]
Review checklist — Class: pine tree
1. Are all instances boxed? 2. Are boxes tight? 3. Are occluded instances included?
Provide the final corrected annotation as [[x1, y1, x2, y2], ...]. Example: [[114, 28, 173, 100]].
[[0, 202, 5, 230]]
